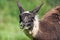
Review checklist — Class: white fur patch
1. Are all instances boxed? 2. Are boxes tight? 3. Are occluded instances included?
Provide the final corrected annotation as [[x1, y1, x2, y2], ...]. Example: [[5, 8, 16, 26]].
[[23, 11, 30, 13], [32, 15, 39, 37]]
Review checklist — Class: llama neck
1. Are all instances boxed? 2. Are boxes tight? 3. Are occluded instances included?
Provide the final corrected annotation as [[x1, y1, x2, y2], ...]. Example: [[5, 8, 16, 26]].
[[32, 15, 40, 37]]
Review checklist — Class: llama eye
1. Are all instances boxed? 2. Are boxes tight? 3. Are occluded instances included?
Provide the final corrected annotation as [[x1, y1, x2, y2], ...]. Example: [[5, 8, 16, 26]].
[[32, 17, 34, 19]]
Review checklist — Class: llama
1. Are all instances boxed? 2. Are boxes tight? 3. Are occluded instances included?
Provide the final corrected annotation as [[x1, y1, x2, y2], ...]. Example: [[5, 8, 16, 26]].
[[17, 2, 60, 40]]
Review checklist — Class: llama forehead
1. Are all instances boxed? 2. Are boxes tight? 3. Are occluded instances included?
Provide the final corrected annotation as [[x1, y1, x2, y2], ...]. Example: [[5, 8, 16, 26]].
[[23, 11, 30, 13], [21, 11, 32, 16], [20, 11, 34, 18]]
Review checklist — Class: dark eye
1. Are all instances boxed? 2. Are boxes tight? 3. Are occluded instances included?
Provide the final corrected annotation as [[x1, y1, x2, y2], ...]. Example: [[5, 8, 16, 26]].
[[32, 17, 34, 19]]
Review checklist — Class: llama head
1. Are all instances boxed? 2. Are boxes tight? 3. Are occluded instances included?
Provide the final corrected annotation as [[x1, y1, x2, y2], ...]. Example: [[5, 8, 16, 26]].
[[17, 2, 43, 30]]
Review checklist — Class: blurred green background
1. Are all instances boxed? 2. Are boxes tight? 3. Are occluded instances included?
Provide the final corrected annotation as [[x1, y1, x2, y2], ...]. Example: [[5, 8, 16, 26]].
[[0, 0, 60, 40]]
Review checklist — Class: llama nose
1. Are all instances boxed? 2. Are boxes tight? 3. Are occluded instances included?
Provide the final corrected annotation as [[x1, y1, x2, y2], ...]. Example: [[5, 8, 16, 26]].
[[24, 17, 28, 22]]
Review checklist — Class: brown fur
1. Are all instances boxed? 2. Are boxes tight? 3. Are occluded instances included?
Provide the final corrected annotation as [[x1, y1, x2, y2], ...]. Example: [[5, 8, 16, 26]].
[[33, 6, 60, 40]]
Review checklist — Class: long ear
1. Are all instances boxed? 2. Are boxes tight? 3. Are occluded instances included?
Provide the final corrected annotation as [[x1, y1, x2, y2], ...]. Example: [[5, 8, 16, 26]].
[[17, 1, 25, 13], [31, 3, 43, 14]]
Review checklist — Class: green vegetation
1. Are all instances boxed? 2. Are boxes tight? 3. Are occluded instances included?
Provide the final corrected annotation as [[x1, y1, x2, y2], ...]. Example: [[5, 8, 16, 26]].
[[0, 0, 60, 40]]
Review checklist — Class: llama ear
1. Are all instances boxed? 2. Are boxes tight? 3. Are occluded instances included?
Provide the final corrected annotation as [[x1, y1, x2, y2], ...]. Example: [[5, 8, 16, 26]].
[[31, 3, 43, 15], [17, 1, 25, 13]]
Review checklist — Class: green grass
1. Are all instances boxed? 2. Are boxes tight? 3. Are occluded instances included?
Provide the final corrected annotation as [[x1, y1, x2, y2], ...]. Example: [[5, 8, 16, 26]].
[[0, 0, 60, 40]]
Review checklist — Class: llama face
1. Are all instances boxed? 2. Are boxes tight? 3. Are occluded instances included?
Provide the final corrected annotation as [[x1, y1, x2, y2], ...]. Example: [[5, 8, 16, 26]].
[[19, 11, 34, 30], [17, 1, 43, 30]]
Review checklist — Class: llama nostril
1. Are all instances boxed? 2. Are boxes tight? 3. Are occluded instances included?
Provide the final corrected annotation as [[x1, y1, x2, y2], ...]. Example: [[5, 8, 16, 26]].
[[27, 23, 31, 26]]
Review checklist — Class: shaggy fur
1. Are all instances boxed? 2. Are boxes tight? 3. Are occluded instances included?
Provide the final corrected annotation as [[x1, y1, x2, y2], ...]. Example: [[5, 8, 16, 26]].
[[32, 6, 60, 40], [17, 1, 60, 40]]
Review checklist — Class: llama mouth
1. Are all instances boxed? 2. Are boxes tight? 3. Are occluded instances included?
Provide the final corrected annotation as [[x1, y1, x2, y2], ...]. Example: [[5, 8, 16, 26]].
[[20, 23, 32, 30], [22, 26, 32, 31], [24, 26, 29, 29], [20, 25, 30, 30]]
